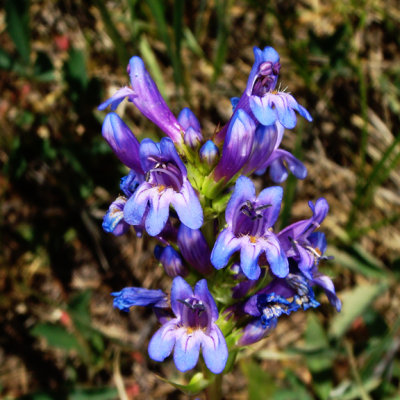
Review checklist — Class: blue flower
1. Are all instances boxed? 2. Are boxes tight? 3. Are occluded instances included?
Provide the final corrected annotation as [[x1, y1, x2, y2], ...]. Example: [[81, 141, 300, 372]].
[[211, 176, 288, 280], [215, 46, 312, 145], [102, 112, 144, 173], [154, 245, 188, 278], [148, 277, 228, 374], [123, 137, 203, 236], [242, 123, 307, 182], [199, 140, 219, 167], [278, 198, 329, 279], [213, 110, 256, 182], [177, 225, 213, 275], [245, 46, 312, 129], [112, 287, 168, 312], [99, 57, 184, 143]]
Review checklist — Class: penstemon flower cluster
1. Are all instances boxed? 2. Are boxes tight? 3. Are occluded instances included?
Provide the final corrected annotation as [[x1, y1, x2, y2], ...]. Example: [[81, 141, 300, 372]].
[[99, 46, 341, 380]]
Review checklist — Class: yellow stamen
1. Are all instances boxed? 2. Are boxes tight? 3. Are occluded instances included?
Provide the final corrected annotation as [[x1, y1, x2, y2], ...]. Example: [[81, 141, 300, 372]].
[[249, 236, 257, 243], [158, 185, 166, 193]]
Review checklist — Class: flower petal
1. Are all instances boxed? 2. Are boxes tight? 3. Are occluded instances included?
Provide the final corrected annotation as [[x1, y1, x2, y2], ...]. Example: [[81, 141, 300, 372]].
[[98, 87, 135, 111], [240, 240, 262, 280], [171, 276, 194, 317], [124, 183, 151, 226], [194, 280, 219, 322], [262, 234, 289, 278], [128, 57, 183, 143], [146, 189, 172, 236], [201, 327, 228, 374], [256, 185, 283, 228], [211, 229, 241, 270], [171, 180, 203, 230], [148, 320, 178, 362], [173, 330, 201, 372], [225, 176, 256, 226]]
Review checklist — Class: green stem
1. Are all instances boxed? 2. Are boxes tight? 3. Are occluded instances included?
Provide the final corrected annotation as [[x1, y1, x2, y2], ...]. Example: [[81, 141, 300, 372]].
[[205, 373, 223, 400]]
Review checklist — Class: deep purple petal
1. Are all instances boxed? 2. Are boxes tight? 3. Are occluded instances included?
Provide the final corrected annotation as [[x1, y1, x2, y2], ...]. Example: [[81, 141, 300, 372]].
[[111, 287, 168, 311], [159, 137, 187, 176], [177, 107, 201, 133], [102, 113, 143, 173], [173, 330, 201, 372], [177, 225, 213, 275], [194, 280, 219, 322], [128, 57, 183, 143], [98, 87, 135, 111], [296, 244, 315, 280], [256, 185, 283, 228], [171, 276, 194, 317], [148, 320, 178, 361], [225, 176, 256, 226], [171, 180, 203, 230], [201, 327, 228, 374], [238, 317, 277, 346], [210, 229, 241, 270], [139, 138, 161, 172], [242, 123, 282, 174], [214, 110, 256, 182], [312, 274, 341, 312], [269, 158, 289, 183]]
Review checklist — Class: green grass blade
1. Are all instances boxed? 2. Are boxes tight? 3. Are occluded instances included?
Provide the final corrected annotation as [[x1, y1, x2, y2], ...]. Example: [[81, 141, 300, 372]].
[[94, 0, 130, 66], [212, 0, 230, 84], [5, 0, 31, 64]]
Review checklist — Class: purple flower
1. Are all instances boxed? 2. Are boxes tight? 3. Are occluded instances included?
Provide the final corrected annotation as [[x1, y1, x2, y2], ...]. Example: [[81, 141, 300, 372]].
[[238, 317, 277, 346], [242, 123, 307, 182], [245, 46, 312, 129], [154, 245, 188, 278], [102, 112, 143, 173], [148, 277, 228, 374], [215, 46, 311, 144], [112, 287, 168, 312], [211, 176, 288, 280], [177, 225, 213, 275], [278, 198, 329, 279], [123, 137, 203, 236], [213, 110, 256, 182], [99, 57, 183, 143]]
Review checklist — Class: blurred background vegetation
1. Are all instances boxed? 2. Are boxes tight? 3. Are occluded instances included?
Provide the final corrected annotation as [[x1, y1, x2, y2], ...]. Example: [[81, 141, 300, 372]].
[[1, 0, 400, 399]]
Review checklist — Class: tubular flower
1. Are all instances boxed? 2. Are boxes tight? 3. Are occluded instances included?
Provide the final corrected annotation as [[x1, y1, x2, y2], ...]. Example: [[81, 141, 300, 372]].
[[278, 198, 329, 279], [112, 287, 168, 312], [154, 245, 188, 278], [242, 123, 307, 182], [245, 46, 312, 129], [148, 277, 228, 374], [98, 57, 184, 143], [123, 137, 203, 236], [211, 176, 288, 280], [213, 109, 256, 182], [177, 107, 203, 148]]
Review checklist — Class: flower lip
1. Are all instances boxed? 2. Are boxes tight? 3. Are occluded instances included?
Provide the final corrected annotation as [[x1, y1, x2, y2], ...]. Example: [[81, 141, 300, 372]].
[[145, 159, 183, 192], [252, 61, 281, 96], [179, 297, 209, 330]]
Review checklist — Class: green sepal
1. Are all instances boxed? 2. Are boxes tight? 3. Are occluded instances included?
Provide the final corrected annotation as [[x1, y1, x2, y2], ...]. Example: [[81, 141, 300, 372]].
[[156, 372, 211, 395]]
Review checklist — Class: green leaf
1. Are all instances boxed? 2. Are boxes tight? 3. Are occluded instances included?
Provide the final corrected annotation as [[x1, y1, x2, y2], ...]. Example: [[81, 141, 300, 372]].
[[329, 282, 388, 340], [5, 0, 31, 64], [241, 360, 276, 400], [64, 48, 88, 92], [31, 323, 82, 352]]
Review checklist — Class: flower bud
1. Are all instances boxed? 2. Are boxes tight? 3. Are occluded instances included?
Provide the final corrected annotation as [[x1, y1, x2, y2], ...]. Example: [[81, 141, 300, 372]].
[[199, 140, 219, 167], [154, 245, 188, 278]]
